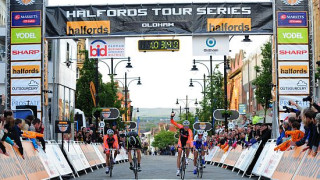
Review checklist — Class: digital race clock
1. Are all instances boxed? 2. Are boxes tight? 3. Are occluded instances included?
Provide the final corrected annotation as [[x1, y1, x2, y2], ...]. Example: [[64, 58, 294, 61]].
[[138, 39, 180, 51]]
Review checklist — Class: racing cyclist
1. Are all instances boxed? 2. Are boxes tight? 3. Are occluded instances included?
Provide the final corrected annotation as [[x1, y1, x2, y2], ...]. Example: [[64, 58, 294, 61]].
[[126, 130, 142, 171], [103, 129, 119, 174], [193, 130, 208, 174], [170, 113, 193, 176]]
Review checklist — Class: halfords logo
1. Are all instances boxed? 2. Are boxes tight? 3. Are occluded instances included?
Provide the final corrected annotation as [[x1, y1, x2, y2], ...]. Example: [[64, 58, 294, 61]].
[[12, 65, 40, 74], [278, 62, 309, 77], [280, 66, 307, 74], [16, 0, 35, 5], [67, 21, 110, 35], [282, 0, 303, 5], [90, 40, 107, 57], [207, 18, 251, 32]]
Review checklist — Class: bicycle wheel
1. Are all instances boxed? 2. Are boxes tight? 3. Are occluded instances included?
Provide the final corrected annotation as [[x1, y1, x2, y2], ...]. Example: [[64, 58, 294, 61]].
[[199, 155, 203, 178], [110, 156, 113, 177], [180, 155, 186, 179], [133, 152, 138, 179]]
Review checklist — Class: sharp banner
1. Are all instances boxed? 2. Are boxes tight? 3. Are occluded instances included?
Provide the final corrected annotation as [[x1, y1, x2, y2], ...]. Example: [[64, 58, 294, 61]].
[[275, 0, 311, 122], [45, 3, 273, 37], [8, 0, 44, 119]]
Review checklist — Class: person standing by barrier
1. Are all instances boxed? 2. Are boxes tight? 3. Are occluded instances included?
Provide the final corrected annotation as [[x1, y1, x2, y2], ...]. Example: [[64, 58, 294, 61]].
[[274, 121, 304, 151], [29, 118, 45, 152], [5, 118, 24, 159], [103, 129, 119, 174], [0, 116, 19, 156], [170, 113, 193, 176]]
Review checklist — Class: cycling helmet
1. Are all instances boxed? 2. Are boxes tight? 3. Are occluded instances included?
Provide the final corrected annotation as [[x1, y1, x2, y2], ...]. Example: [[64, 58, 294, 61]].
[[182, 120, 190, 126], [107, 129, 114, 135], [197, 130, 205, 135], [128, 136, 137, 146]]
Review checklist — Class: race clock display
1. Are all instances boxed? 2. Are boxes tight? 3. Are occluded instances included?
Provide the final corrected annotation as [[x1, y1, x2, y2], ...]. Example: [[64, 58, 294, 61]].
[[138, 39, 180, 51]]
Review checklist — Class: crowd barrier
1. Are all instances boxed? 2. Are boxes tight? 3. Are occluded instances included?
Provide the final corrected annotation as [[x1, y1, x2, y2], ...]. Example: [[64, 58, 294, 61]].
[[0, 140, 129, 180], [205, 139, 320, 180]]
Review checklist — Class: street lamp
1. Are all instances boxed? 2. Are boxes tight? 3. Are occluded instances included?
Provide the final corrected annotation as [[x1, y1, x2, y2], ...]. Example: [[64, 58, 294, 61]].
[[172, 107, 182, 120], [114, 72, 142, 121], [176, 95, 198, 121], [98, 57, 132, 76], [189, 74, 207, 101]]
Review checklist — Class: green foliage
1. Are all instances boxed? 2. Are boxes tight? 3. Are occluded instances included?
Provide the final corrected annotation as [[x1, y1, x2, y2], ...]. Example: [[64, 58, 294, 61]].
[[252, 41, 272, 122], [151, 130, 178, 149]]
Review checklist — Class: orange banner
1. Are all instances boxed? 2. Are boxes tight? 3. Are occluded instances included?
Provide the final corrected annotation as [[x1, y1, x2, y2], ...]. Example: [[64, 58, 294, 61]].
[[207, 18, 251, 32], [294, 150, 320, 180], [272, 145, 307, 180], [67, 21, 110, 35], [0, 143, 26, 180], [90, 81, 96, 107], [223, 145, 242, 166], [16, 141, 49, 180]]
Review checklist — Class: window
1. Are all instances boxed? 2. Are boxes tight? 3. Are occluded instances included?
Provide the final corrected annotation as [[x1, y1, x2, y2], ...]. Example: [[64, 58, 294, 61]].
[[76, 67, 80, 79], [48, 40, 52, 61], [66, 42, 70, 63]]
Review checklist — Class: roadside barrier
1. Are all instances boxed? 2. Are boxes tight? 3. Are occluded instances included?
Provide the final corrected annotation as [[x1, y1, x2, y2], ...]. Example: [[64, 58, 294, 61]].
[[0, 140, 129, 179], [293, 149, 320, 180]]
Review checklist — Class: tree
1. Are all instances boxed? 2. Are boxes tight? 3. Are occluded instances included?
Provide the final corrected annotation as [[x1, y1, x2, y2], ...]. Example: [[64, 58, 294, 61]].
[[152, 130, 178, 149], [252, 41, 272, 123]]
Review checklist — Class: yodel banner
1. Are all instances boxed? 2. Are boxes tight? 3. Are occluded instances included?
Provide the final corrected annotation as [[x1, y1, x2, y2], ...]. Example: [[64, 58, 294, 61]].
[[45, 3, 273, 37]]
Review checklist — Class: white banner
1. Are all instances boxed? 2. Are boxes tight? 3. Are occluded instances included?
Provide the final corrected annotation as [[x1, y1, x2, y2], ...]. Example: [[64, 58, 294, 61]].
[[279, 95, 310, 111], [11, 61, 41, 78], [192, 36, 229, 56], [11, 44, 41, 61], [279, 78, 309, 95], [278, 45, 308, 60], [11, 78, 41, 95], [93, 144, 106, 164], [252, 140, 276, 176], [73, 143, 91, 169], [88, 38, 125, 58], [11, 95, 41, 111], [46, 144, 73, 176], [261, 151, 284, 178], [220, 148, 231, 164], [38, 148, 60, 178], [278, 62, 309, 78]]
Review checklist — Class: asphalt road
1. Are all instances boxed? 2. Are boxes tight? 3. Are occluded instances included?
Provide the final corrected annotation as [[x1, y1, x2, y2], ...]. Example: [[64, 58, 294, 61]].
[[75, 155, 252, 180]]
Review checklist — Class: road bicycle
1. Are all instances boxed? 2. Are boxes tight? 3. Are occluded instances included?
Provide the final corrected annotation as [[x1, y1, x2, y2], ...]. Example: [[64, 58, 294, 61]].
[[179, 147, 188, 180], [195, 148, 204, 178], [130, 148, 140, 179]]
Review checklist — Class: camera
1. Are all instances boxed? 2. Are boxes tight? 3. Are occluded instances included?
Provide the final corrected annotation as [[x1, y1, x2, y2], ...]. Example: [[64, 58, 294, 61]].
[[302, 96, 312, 102], [283, 106, 295, 113]]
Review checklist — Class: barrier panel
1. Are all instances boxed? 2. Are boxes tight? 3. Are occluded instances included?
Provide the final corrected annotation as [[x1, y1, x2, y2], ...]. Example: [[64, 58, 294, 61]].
[[205, 148, 216, 162], [80, 143, 99, 166], [73, 143, 91, 170], [37, 148, 60, 179], [223, 145, 242, 167], [17, 141, 49, 180], [97, 144, 107, 160], [92, 144, 105, 164], [207, 147, 219, 162], [272, 145, 308, 180], [220, 147, 231, 164], [63, 141, 87, 172], [234, 141, 261, 172], [293, 150, 320, 180], [212, 148, 224, 163], [0, 143, 26, 180], [46, 143, 73, 176], [252, 139, 276, 176], [260, 149, 284, 178]]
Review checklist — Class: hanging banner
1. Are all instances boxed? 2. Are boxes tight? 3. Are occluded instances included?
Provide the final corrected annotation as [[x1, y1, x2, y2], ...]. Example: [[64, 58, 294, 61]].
[[45, 3, 273, 37], [11, 44, 42, 61], [11, 78, 41, 95], [279, 95, 310, 111], [88, 38, 125, 58], [11, 95, 41, 111], [192, 36, 229, 56], [277, 45, 309, 60], [278, 62, 309, 78], [278, 79, 309, 95]]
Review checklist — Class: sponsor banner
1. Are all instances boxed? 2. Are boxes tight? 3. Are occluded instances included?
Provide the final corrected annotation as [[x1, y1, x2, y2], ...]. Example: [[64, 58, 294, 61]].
[[277, 11, 307, 27], [37, 148, 60, 178], [277, 45, 308, 60], [294, 151, 320, 180], [11, 61, 41, 78], [192, 36, 229, 56], [63, 141, 86, 171], [278, 61, 309, 77], [88, 38, 125, 58], [279, 95, 310, 111], [11, 95, 41, 111], [46, 144, 73, 176], [238, 104, 246, 115], [277, 28, 308, 44], [11, 44, 41, 61], [278, 78, 309, 94], [72, 143, 91, 169], [11, 78, 41, 95], [45, 3, 273, 37], [11, 11, 41, 27], [275, 0, 309, 11], [11, 27, 42, 44]]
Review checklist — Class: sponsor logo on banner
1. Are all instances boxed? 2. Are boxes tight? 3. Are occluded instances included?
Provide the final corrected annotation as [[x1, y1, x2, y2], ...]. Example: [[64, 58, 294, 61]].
[[277, 11, 307, 27], [11, 78, 41, 95], [279, 112, 291, 121], [278, 45, 308, 60], [11, 44, 41, 61], [281, 0, 303, 6], [192, 36, 229, 56], [88, 38, 125, 58], [11, 11, 41, 27], [279, 95, 309, 111], [207, 18, 251, 32], [67, 21, 110, 35], [15, 0, 35, 5], [11, 27, 41, 44], [11, 61, 41, 77], [277, 28, 308, 44], [11, 95, 41, 111], [278, 62, 309, 77], [279, 79, 309, 94]]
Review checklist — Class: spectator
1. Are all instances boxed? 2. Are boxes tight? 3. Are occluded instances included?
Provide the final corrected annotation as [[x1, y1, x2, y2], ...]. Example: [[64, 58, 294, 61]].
[[30, 118, 45, 151], [5, 118, 24, 159], [251, 111, 263, 125], [276, 125, 285, 145]]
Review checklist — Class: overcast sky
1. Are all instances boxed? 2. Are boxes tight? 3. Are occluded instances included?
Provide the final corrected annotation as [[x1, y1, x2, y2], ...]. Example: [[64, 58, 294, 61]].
[[49, 0, 271, 108]]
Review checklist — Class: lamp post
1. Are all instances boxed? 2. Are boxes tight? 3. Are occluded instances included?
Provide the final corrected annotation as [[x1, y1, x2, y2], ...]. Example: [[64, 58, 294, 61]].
[[176, 95, 198, 121], [189, 74, 207, 102], [172, 107, 182, 120], [114, 72, 142, 121], [191, 55, 230, 132]]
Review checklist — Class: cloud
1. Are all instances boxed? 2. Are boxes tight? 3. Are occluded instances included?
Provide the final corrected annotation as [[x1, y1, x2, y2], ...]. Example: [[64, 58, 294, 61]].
[[28, 80, 39, 87], [297, 80, 307, 86]]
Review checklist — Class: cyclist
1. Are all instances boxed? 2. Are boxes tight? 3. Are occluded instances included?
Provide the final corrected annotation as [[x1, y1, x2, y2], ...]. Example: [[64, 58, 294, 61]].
[[193, 130, 208, 174], [170, 113, 193, 176], [103, 129, 119, 174], [126, 130, 142, 171]]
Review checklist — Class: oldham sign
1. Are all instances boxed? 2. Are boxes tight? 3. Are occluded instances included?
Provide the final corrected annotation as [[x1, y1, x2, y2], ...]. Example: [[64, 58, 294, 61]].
[[45, 3, 273, 37]]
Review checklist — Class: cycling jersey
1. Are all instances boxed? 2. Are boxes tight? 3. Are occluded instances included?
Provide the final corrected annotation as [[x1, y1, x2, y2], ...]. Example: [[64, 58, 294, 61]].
[[103, 134, 119, 151], [171, 118, 193, 147], [126, 131, 142, 149], [193, 135, 207, 149]]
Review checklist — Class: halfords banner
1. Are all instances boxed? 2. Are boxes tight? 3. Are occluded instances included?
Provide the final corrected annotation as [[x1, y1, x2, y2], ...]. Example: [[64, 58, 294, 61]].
[[45, 3, 273, 37]]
